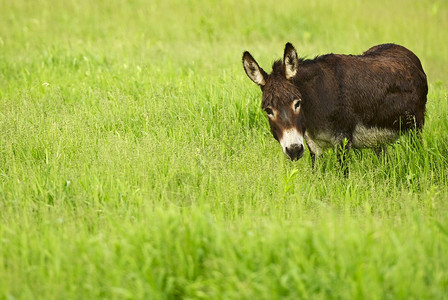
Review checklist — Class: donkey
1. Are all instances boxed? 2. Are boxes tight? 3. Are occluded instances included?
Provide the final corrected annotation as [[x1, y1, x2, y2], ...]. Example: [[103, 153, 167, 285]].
[[242, 43, 427, 168]]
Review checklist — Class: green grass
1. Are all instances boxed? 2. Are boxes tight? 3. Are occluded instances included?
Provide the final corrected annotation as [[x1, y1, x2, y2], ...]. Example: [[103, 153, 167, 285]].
[[1, 0, 448, 298]]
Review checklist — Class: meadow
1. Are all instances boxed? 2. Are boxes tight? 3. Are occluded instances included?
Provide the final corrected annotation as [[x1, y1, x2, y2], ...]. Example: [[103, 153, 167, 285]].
[[1, 0, 448, 298]]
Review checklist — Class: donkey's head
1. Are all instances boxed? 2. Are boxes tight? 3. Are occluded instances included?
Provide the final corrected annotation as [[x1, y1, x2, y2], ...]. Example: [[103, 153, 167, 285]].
[[243, 43, 305, 160]]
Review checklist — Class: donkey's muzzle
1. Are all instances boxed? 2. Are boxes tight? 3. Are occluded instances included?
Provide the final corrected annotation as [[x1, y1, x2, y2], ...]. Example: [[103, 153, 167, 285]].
[[285, 144, 304, 161]]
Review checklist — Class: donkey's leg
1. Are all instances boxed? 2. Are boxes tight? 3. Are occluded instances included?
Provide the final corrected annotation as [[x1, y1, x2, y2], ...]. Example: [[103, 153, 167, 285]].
[[304, 132, 321, 170], [373, 145, 387, 158], [337, 139, 351, 177], [310, 151, 316, 169]]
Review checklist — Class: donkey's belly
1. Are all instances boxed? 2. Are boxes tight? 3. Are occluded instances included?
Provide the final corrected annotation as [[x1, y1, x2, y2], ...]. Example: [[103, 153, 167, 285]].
[[304, 124, 399, 155], [352, 124, 399, 148]]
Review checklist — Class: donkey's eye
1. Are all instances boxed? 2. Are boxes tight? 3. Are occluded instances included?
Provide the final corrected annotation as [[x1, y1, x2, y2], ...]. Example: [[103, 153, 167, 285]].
[[293, 99, 301, 112], [265, 107, 274, 117]]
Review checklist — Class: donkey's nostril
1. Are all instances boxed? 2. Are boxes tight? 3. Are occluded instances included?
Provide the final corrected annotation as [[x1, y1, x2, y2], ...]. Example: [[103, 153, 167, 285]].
[[285, 145, 296, 155], [285, 144, 304, 160]]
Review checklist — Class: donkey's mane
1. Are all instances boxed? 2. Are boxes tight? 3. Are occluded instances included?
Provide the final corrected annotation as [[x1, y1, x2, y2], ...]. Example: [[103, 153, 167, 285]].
[[270, 55, 325, 76]]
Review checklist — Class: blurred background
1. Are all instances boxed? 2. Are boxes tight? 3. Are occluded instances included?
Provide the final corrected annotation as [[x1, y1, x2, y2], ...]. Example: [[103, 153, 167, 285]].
[[1, 0, 447, 86]]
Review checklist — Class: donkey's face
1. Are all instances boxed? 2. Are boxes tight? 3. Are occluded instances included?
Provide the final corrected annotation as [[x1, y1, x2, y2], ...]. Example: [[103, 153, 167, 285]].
[[243, 43, 305, 160]]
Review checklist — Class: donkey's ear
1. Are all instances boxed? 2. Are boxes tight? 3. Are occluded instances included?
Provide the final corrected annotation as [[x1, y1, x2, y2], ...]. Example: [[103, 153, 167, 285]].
[[283, 43, 299, 79], [242, 51, 267, 87]]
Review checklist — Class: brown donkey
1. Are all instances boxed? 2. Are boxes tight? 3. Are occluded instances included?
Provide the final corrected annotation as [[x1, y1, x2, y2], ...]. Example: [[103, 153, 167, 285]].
[[242, 43, 427, 168]]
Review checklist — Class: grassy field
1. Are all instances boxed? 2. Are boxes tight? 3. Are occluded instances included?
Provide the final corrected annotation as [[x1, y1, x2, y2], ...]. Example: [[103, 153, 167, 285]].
[[1, 0, 448, 298]]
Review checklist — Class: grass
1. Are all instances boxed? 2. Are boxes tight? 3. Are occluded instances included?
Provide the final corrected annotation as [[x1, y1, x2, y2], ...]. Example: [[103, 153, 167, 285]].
[[1, 0, 448, 298]]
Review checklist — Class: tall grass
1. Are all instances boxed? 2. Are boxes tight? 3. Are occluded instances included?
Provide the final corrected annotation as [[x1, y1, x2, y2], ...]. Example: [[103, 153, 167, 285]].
[[1, 0, 448, 298]]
